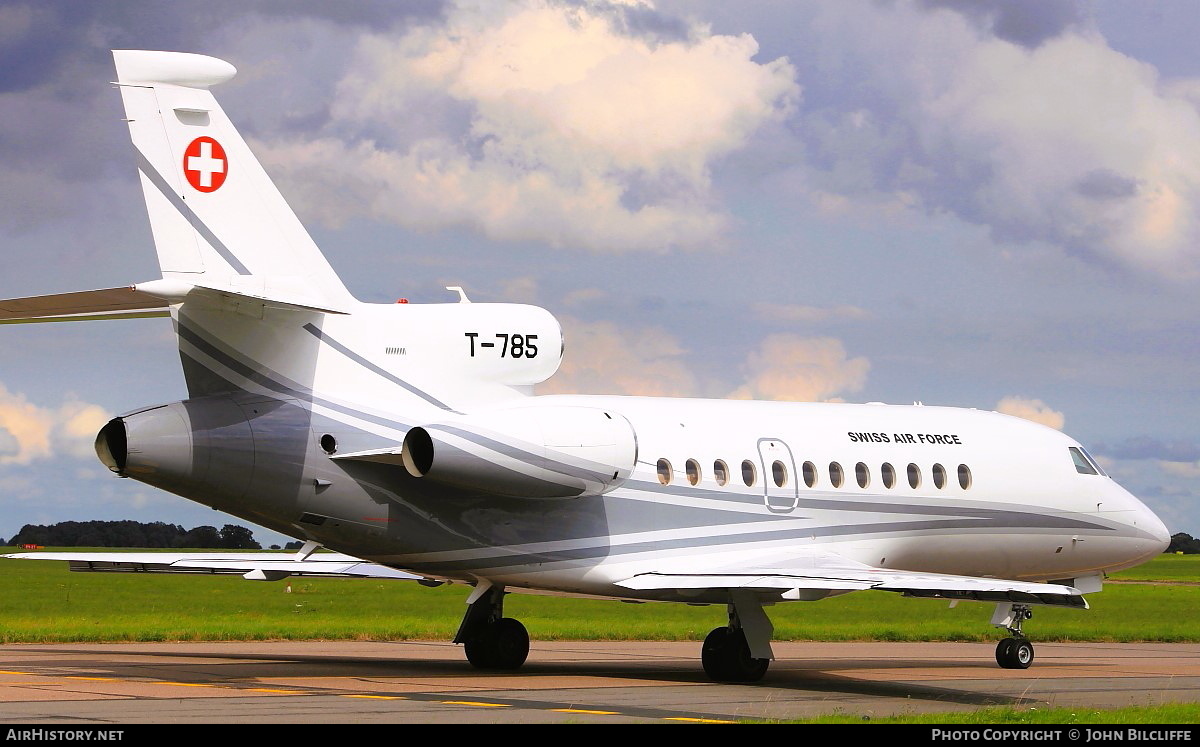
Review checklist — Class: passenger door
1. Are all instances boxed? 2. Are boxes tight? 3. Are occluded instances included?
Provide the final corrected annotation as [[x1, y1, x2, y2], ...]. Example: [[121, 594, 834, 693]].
[[758, 438, 798, 513]]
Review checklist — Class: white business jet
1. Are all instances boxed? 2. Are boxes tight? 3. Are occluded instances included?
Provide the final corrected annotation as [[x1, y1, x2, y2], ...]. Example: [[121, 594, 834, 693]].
[[0, 51, 1170, 682]]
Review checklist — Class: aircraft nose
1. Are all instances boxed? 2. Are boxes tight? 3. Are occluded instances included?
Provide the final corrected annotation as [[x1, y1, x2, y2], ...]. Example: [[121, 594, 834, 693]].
[[1095, 483, 1171, 571], [1116, 489, 1172, 560], [1143, 504, 1172, 553]]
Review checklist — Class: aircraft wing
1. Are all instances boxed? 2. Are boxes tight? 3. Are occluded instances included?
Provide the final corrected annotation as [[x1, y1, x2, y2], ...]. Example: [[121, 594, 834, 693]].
[[0, 287, 170, 324], [616, 551, 1087, 608], [2, 551, 422, 582]]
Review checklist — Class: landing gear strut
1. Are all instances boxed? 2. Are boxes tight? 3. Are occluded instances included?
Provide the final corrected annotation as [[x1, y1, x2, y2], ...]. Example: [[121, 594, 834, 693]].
[[701, 591, 773, 683], [993, 603, 1035, 669], [455, 582, 529, 670]]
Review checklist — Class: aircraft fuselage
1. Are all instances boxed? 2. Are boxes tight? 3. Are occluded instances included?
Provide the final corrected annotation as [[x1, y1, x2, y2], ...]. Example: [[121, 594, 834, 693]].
[[100, 381, 1167, 605]]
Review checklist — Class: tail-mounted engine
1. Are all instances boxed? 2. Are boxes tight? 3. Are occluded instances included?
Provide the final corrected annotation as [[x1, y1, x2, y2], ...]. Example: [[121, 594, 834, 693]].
[[400, 405, 637, 499], [94, 395, 313, 517]]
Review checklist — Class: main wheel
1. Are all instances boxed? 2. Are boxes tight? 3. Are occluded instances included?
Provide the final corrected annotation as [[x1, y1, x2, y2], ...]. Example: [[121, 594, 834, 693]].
[[464, 632, 495, 668], [465, 618, 529, 670], [701, 627, 769, 683], [702, 627, 735, 680], [996, 637, 1034, 669], [489, 617, 530, 669]]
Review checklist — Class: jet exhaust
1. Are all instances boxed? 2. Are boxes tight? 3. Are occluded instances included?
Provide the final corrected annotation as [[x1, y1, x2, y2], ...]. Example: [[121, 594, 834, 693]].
[[95, 417, 128, 474]]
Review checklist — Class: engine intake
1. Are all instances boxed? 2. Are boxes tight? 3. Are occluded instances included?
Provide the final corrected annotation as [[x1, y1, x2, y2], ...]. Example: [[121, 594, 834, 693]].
[[400, 405, 637, 499]]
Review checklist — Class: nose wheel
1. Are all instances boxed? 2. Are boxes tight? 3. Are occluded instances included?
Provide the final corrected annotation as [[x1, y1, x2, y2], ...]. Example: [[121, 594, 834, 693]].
[[994, 603, 1035, 669], [996, 636, 1034, 669]]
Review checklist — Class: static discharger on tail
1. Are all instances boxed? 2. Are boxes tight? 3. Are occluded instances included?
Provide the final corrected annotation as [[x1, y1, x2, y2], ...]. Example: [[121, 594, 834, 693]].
[[0, 51, 1171, 682]]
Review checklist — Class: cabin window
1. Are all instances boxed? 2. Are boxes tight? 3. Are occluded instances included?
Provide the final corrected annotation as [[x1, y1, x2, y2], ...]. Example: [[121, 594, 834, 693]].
[[741, 459, 757, 487], [855, 462, 870, 488], [932, 463, 947, 489], [802, 461, 817, 488], [657, 458, 672, 485], [713, 459, 729, 486], [685, 458, 701, 486], [881, 462, 896, 489], [829, 462, 844, 488], [907, 463, 921, 489], [772, 460, 788, 488], [957, 464, 972, 490]]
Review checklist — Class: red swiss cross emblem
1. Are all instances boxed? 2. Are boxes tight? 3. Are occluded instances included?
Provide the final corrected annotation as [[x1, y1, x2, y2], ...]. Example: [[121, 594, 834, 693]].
[[183, 136, 228, 192]]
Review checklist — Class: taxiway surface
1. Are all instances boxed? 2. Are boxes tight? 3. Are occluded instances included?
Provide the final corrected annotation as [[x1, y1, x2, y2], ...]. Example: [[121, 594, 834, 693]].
[[1, 640, 1198, 724]]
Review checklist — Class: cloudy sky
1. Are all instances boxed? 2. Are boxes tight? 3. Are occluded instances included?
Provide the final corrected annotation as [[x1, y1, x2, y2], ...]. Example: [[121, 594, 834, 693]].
[[2, 0, 1199, 547]]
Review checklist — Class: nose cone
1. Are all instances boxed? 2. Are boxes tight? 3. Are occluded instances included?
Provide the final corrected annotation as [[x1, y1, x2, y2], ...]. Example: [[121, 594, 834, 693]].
[[1100, 483, 1171, 572], [1142, 502, 1172, 553]]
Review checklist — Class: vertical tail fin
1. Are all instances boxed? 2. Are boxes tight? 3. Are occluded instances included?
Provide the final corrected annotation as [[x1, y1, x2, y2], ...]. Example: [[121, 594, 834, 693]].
[[112, 50, 354, 309]]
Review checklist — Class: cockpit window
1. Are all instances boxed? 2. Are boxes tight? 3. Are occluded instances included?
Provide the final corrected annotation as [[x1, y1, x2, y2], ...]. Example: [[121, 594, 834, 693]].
[[1069, 446, 1103, 476], [1081, 446, 1107, 476]]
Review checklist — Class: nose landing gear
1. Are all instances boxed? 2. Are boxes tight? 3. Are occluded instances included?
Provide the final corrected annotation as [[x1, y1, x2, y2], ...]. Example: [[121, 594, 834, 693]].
[[993, 603, 1035, 669]]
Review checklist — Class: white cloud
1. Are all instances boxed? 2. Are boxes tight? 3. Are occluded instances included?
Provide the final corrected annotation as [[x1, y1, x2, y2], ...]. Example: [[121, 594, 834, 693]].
[[800, 2, 1200, 278], [56, 400, 111, 461], [1158, 460, 1200, 480], [0, 383, 53, 464], [254, 0, 799, 252], [537, 315, 698, 396], [0, 426, 18, 459], [728, 334, 869, 402], [494, 275, 540, 305], [0, 383, 109, 465], [539, 319, 870, 402], [994, 395, 1064, 430]]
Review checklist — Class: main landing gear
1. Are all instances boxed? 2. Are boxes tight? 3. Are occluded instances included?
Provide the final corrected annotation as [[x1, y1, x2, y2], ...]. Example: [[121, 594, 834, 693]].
[[455, 582, 529, 670], [454, 583, 779, 681], [993, 603, 1035, 669], [701, 591, 775, 683]]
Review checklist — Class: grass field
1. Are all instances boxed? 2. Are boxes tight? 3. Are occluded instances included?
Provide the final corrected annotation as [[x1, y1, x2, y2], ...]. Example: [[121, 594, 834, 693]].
[[4, 549, 1197, 724], [1, 549, 1197, 644]]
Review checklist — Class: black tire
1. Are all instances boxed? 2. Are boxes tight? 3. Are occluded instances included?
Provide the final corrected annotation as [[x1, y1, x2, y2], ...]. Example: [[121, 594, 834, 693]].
[[996, 637, 1034, 669], [995, 637, 1015, 668], [701, 627, 769, 683], [490, 617, 530, 669], [702, 627, 735, 680], [465, 618, 529, 670], [464, 632, 495, 669]]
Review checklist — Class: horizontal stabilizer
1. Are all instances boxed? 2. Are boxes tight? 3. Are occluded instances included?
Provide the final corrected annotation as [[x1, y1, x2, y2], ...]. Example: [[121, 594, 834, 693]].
[[2, 551, 421, 581]]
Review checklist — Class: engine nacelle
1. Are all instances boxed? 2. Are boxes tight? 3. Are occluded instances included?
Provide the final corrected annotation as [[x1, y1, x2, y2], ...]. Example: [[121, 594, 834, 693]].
[[94, 395, 313, 518], [401, 405, 637, 499]]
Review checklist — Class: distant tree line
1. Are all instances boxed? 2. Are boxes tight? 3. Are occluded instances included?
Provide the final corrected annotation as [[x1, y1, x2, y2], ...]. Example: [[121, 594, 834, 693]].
[[7, 521, 261, 549], [1168, 533, 1200, 554]]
